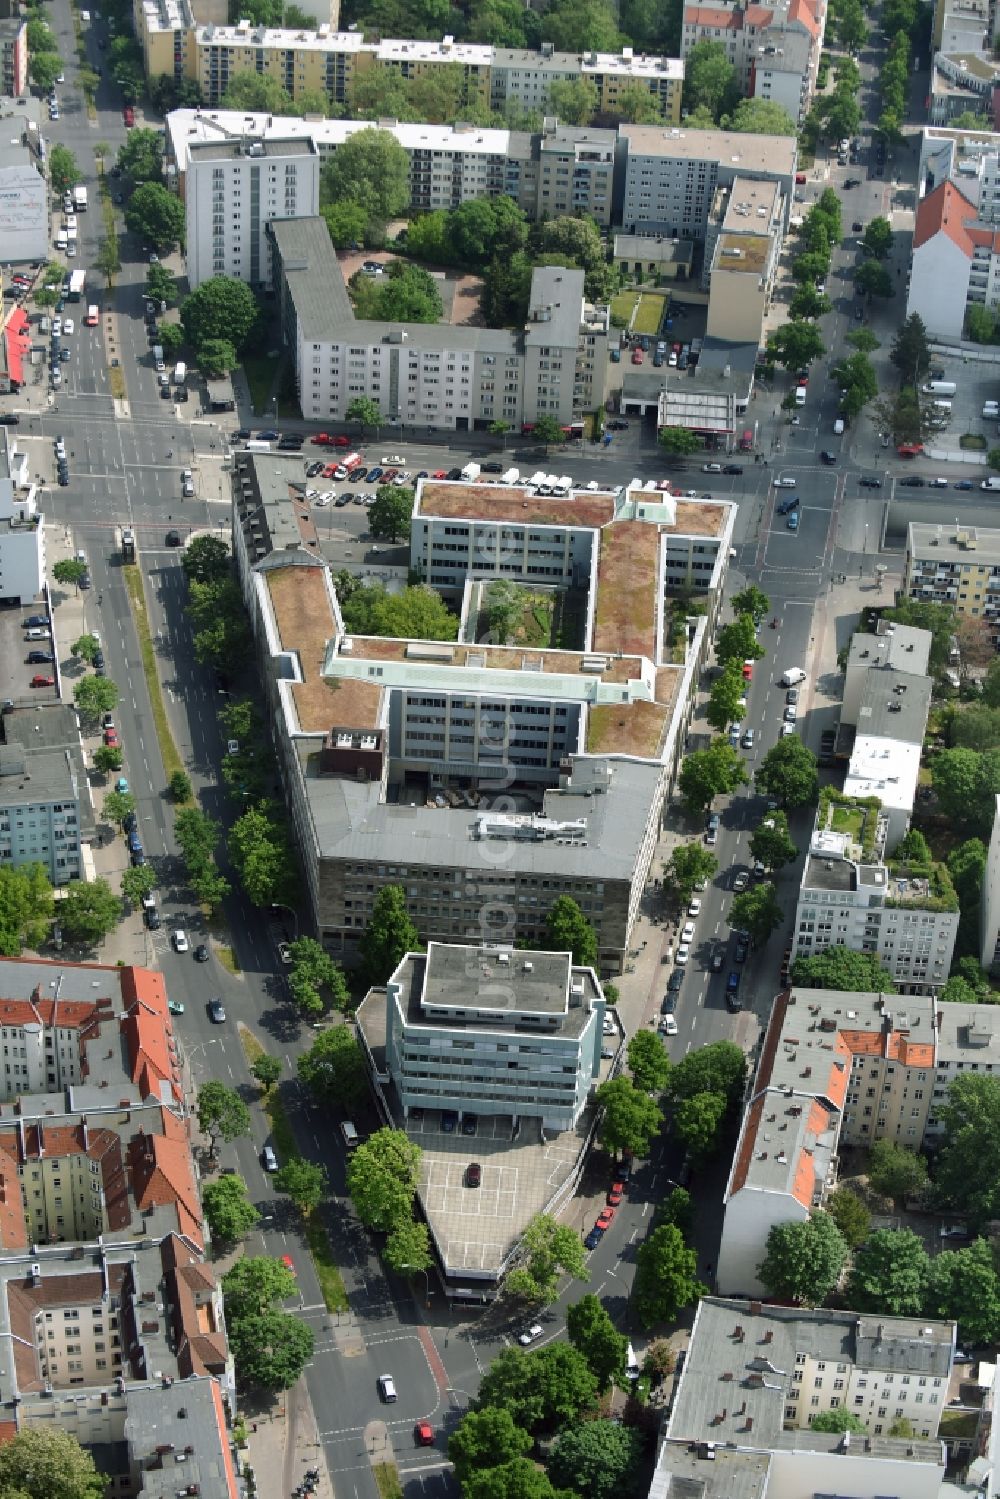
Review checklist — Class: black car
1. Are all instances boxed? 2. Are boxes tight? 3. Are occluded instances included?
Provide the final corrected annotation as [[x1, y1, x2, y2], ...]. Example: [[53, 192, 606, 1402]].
[[776, 495, 800, 515], [123, 812, 137, 833], [208, 998, 226, 1023], [145, 909, 161, 930], [461, 1115, 477, 1136], [820, 451, 836, 465], [446, 467, 463, 480], [353, 467, 369, 482], [79, 572, 91, 590], [852, 220, 864, 232], [606, 419, 630, 431], [160, 385, 171, 399], [0, 413, 19, 425], [667, 968, 684, 993], [482, 461, 504, 474], [722, 464, 743, 475], [93, 650, 105, 671], [734, 933, 750, 964], [58, 471, 69, 485], [661, 988, 678, 1013], [859, 476, 882, 489], [194, 944, 210, 963], [26, 650, 53, 663], [900, 476, 926, 487], [584, 1227, 603, 1250], [306, 461, 324, 477], [233, 428, 251, 441], [166, 529, 182, 546]]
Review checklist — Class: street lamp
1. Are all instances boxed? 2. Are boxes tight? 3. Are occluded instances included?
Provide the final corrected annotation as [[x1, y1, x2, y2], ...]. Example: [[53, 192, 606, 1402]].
[[270, 902, 299, 941]]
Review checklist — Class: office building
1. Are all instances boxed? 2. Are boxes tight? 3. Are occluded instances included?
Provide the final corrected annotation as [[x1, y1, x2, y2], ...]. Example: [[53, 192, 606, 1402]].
[[361, 941, 609, 1132], [184, 134, 319, 288], [681, 0, 824, 122], [619, 122, 797, 239], [718, 985, 939, 1294], [929, 48, 1000, 126], [230, 459, 735, 970], [268, 216, 609, 430], [664, 1296, 952, 1463], [0, 150, 46, 271], [904, 519, 1000, 644]]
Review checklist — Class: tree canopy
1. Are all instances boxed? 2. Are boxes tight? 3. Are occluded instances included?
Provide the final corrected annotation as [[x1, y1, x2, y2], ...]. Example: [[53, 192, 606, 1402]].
[[627, 1030, 671, 1094], [506, 1213, 588, 1302], [181, 276, 260, 354], [543, 895, 598, 967], [352, 261, 444, 322], [202, 1174, 260, 1245], [340, 582, 458, 641], [678, 737, 748, 812], [0, 863, 54, 954], [124, 182, 185, 248], [566, 1293, 629, 1389], [662, 842, 717, 906], [321, 127, 410, 240], [298, 1025, 367, 1109], [448, 1409, 533, 1486], [755, 736, 819, 808], [0, 1427, 105, 1499], [594, 1076, 663, 1158], [358, 884, 421, 983], [757, 1213, 848, 1305], [633, 1223, 706, 1329], [790, 946, 896, 992], [346, 1127, 421, 1233], [934, 1073, 1000, 1226], [846, 1228, 930, 1315], [548, 1420, 643, 1499], [475, 1343, 599, 1435]]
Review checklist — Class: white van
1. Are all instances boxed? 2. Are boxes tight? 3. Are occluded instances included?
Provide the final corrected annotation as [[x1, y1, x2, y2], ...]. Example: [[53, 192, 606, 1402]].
[[625, 1343, 640, 1380], [55, 233, 67, 252], [781, 667, 806, 686], [833, 418, 845, 434], [794, 386, 806, 406], [982, 477, 1000, 491], [340, 1120, 359, 1148]]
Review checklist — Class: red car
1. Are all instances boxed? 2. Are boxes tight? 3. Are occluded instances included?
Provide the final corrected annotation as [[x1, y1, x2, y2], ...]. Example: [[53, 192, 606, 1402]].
[[432, 469, 448, 479], [332, 435, 350, 447], [608, 1182, 624, 1206], [30, 674, 54, 687], [322, 463, 339, 477], [104, 728, 120, 747], [631, 349, 643, 365], [281, 1254, 296, 1275], [383, 468, 397, 481], [311, 432, 333, 445], [741, 660, 753, 680], [596, 1207, 616, 1231], [414, 1421, 434, 1447]]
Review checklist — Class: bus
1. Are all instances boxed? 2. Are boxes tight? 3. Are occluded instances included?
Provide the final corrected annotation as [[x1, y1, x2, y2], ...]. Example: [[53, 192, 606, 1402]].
[[84, 304, 99, 326], [67, 270, 86, 302]]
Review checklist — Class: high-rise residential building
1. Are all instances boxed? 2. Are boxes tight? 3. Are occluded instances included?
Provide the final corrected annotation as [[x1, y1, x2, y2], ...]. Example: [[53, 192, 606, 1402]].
[[619, 123, 797, 238], [904, 519, 1000, 645], [184, 134, 319, 287], [681, 0, 824, 120]]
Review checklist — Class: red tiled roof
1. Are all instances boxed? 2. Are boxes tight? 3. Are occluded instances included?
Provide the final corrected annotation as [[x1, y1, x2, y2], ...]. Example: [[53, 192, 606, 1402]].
[[120, 967, 182, 1104], [683, 4, 743, 25], [913, 180, 976, 257], [128, 1112, 203, 1250], [787, 0, 819, 36], [744, 3, 775, 24], [0, 1137, 26, 1252]]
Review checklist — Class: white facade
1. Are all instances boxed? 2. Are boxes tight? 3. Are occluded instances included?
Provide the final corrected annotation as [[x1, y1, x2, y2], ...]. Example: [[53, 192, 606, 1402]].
[[0, 437, 44, 604], [619, 123, 797, 238], [907, 226, 972, 337], [184, 135, 319, 289], [983, 794, 1000, 972], [0, 159, 47, 264], [0, 754, 83, 887]]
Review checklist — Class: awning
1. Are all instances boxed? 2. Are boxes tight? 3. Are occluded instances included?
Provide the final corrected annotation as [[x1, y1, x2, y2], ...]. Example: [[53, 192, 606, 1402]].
[[3, 307, 31, 388]]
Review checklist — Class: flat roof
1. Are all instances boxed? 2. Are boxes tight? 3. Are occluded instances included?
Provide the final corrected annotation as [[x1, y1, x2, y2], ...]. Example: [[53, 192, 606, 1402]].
[[714, 230, 772, 275], [592, 520, 660, 659], [908, 520, 1000, 566], [621, 122, 798, 174], [265, 561, 375, 736], [855, 667, 932, 745], [186, 135, 316, 162], [421, 942, 578, 1016], [721, 175, 782, 226], [847, 619, 932, 675], [417, 482, 615, 528], [267, 215, 353, 339]]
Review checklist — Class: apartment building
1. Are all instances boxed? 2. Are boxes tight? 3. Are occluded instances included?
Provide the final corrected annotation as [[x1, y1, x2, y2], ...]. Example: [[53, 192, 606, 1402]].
[[138, 13, 683, 121], [667, 1296, 953, 1455], [905, 520, 1000, 643], [930, 995, 1000, 1132], [791, 793, 958, 996], [230, 461, 734, 969], [841, 617, 932, 724], [907, 178, 1000, 338], [918, 124, 1000, 223], [184, 134, 319, 288], [681, 0, 824, 121], [619, 123, 797, 239], [703, 177, 783, 343], [929, 48, 1000, 126], [0, 429, 43, 603], [840, 666, 932, 854], [0, 741, 84, 886], [0, 17, 27, 97], [718, 985, 939, 1294], [360, 941, 610, 1133], [268, 216, 609, 430]]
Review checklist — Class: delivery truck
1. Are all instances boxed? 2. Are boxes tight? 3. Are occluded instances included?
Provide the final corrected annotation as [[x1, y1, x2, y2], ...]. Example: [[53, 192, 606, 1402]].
[[922, 380, 957, 396], [73, 185, 87, 212], [460, 461, 481, 481], [174, 361, 186, 385]]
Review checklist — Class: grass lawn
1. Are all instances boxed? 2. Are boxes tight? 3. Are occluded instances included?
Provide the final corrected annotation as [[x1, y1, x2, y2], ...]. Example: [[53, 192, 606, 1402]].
[[960, 433, 987, 450], [829, 803, 865, 841], [515, 592, 555, 647], [242, 351, 277, 416], [611, 289, 639, 327], [634, 292, 666, 336], [373, 1463, 402, 1499], [123, 563, 185, 785]]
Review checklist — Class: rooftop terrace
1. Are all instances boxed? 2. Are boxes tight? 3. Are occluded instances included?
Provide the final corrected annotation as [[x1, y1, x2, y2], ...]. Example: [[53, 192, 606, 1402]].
[[417, 482, 616, 528], [592, 519, 660, 659]]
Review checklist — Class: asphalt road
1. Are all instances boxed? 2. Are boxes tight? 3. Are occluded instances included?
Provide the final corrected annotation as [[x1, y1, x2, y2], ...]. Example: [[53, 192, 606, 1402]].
[[12, 4, 926, 1491]]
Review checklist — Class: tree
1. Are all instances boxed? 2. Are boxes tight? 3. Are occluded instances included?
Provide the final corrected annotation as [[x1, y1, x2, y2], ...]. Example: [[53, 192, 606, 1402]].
[[657, 1186, 693, 1236], [322, 200, 369, 249], [730, 882, 782, 945], [755, 737, 819, 808], [532, 414, 565, 449], [789, 282, 832, 320], [49, 146, 79, 195], [663, 842, 717, 907], [30, 51, 63, 92], [368, 486, 413, 542], [0, 1427, 105, 1499], [749, 811, 798, 872], [861, 216, 893, 260], [715, 614, 764, 670], [73, 675, 119, 723], [352, 262, 443, 323], [633, 1223, 706, 1329], [855, 259, 893, 300], [321, 127, 410, 239], [833, 351, 878, 415], [925, 1238, 1000, 1347], [120, 865, 156, 907], [158, 323, 185, 359], [539, 0, 623, 51], [346, 396, 382, 432], [724, 98, 797, 134], [474, 1344, 599, 1435], [867, 1140, 929, 1207], [346, 1128, 421, 1233], [222, 1255, 298, 1319], [506, 1213, 589, 1302], [53, 558, 89, 589], [682, 40, 739, 120], [566, 1294, 629, 1390], [116, 127, 163, 183], [665, 1040, 746, 1116], [757, 1213, 848, 1305], [196, 337, 238, 377], [732, 585, 770, 623], [449, 1409, 533, 1486], [298, 1025, 367, 1109], [202, 1174, 260, 1244], [934, 1074, 1000, 1226], [58, 879, 120, 944], [627, 1030, 671, 1094], [124, 182, 186, 249], [358, 884, 421, 982], [846, 1228, 929, 1315], [228, 803, 295, 907], [274, 1158, 328, 1215], [706, 662, 748, 735], [614, 81, 663, 123], [674, 1091, 727, 1162], [93, 744, 124, 775], [251, 1053, 282, 1091], [197, 1081, 251, 1158], [174, 807, 221, 866], [847, 326, 881, 353], [548, 1421, 642, 1499], [826, 1187, 871, 1249], [0, 863, 54, 955], [220, 69, 294, 112], [678, 737, 748, 813], [790, 947, 896, 992], [181, 533, 230, 584], [543, 895, 598, 967], [287, 936, 350, 1017], [811, 1409, 866, 1433], [228, 1310, 314, 1391], [548, 76, 599, 124], [181, 277, 259, 353], [383, 1217, 433, 1276], [658, 426, 702, 456], [103, 790, 135, 826], [594, 1076, 663, 1159], [169, 769, 192, 802], [146, 264, 177, 304], [767, 320, 826, 370], [464, 1461, 561, 1499]]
